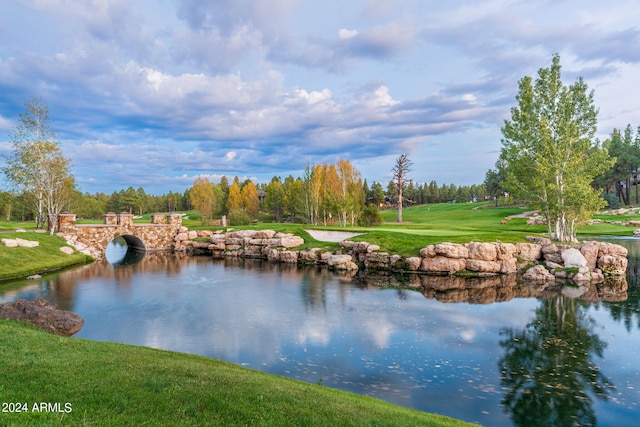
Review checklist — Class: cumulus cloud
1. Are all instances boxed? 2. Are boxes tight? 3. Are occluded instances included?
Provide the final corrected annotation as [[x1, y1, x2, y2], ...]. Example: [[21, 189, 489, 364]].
[[1, 0, 638, 193]]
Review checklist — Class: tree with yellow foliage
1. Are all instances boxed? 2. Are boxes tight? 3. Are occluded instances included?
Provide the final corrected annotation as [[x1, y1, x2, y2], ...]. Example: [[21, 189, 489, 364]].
[[240, 181, 260, 216], [190, 177, 216, 220], [226, 180, 243, 212]]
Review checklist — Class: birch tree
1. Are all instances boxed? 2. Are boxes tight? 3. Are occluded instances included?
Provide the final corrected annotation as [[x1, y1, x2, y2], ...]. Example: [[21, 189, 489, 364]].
[[2, 97, 74, 233], [499, 55, 612, 242]]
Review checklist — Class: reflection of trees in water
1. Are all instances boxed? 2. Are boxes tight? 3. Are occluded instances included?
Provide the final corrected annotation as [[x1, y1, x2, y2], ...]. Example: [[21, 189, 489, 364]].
[[498, 296, 615, 427], [601, 239, 640, 332]]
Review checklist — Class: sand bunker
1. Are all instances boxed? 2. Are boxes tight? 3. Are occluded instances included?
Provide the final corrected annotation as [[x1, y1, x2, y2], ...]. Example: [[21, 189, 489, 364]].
[[304, 229, 365, 242]]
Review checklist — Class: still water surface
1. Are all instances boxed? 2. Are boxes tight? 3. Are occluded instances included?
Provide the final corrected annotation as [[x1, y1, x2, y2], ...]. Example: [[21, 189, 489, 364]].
[[1, 238, 639, 426]]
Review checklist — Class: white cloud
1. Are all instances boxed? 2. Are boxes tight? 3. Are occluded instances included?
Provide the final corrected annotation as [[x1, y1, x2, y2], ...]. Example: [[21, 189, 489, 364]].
[[1, 0, 638, 193], [338, 28, 358, 39], [462, 94, 477, 105], [0, 115, 12, 132]]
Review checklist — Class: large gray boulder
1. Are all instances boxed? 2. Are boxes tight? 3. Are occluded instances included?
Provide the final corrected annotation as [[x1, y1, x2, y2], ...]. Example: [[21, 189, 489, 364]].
[[561, 248, 588, 268]]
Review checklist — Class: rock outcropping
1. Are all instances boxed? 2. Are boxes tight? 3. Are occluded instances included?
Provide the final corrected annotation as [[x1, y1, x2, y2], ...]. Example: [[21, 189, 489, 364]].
[[0, 298, 84, 336]]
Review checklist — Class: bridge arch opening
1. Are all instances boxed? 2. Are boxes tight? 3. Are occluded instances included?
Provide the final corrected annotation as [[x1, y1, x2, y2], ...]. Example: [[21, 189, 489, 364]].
[[105, 235, 146, 265]]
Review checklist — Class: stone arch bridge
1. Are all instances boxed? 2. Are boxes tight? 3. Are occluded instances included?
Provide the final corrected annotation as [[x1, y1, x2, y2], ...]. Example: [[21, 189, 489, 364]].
[[57, 212, 184, 258]]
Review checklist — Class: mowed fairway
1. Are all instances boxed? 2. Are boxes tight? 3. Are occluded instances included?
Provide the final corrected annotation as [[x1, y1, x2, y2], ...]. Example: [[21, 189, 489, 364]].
[[348, 202, 546, 256]]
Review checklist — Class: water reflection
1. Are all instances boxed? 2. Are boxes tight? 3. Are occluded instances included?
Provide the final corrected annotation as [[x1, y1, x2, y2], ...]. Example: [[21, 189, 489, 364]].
[[105, 237, 146, 266], [499, 296, 615, 426], [1, 241, 639, 426]]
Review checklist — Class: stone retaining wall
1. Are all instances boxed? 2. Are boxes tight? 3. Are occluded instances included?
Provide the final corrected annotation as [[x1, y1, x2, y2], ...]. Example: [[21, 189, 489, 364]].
[[175, 229, 628, 284]]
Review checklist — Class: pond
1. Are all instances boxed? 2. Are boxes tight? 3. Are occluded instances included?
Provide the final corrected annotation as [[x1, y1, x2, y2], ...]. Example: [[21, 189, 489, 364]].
[[1, 237, 639, 426]]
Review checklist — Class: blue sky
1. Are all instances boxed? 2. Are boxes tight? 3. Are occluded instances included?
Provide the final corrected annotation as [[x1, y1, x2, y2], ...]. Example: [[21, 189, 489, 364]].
[[1, 0, 639, 195]]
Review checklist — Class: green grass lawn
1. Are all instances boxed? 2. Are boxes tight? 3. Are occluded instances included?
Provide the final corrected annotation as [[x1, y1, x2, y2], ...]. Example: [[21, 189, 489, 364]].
[[0, 232, 91, 281], [0, 320, 476, 427]]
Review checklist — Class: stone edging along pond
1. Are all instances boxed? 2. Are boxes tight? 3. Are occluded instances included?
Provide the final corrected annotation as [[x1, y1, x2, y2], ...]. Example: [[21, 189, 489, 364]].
[[174, 228, 629, 286]]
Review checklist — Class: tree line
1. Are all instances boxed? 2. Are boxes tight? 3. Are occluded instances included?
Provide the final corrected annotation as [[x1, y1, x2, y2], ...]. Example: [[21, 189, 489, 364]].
[[1, 163, 488, 227]]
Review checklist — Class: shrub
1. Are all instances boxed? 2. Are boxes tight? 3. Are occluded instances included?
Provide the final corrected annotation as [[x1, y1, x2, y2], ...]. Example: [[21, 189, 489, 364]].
[[359, 204, 383, 226], [603, 192, 620, 209], [228, 209, 251, 226]]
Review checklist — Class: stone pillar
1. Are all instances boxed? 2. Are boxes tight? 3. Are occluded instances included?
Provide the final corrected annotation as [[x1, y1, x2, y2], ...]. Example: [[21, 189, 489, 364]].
[[103, 213, 118, 225], [57, 213, 76, 233], [118, 212, 134, 228], [151, 213, 165, 224], [167, 213, 183, 227]]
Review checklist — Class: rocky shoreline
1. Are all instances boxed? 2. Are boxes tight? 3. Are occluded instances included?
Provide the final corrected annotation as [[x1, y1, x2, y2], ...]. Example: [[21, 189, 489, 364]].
[[173, 228, 628, 285]]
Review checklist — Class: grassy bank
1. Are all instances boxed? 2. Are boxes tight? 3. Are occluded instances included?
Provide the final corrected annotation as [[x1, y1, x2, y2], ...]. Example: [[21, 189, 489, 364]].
[[0, 232, 91, 281], [0, 320, 475, 427]]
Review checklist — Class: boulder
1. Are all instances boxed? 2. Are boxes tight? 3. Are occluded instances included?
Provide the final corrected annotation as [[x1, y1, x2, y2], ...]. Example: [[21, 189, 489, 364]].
[[327, 255, 358, 271], [2, 238, 40, 248], [327, 254, 353, 266], [367, 244, 381, 253], [279, 235, 305, 248], [466, 259, 501, 273], [420, 245, 436, 258], [254, 230, 276, 239], [1, 238, 18, 247], [541, 243, 559, 255], [526, 236, 552, 246], [299, 248, 321, 262], [496, 243, 516, 260], [266, 248, 280, 262], [0, 298, 84, 336], [389, 254, 404, 269], [366, 252, 390, 268], [514, 243, 542, 262], [279, 250, 299, 263], [467, 242, 497, 261], [522, 265, 555, 282], [500, 258, 518, 274], [597, 242, 628, 258], [580, 241, 600, 271], [174, 232, 189, 242], [340, 241, 358, 250], [405, 257, 422, 271], [433, 242, 468, 259], [318, 251, 333, 263], [597, 255, 628, 276], [230, 230, 257, 239], [561, 248, 588, 268], [16, 238, 39, 248], [59, 246, 75, 255], [420, 256, 466, 274]]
